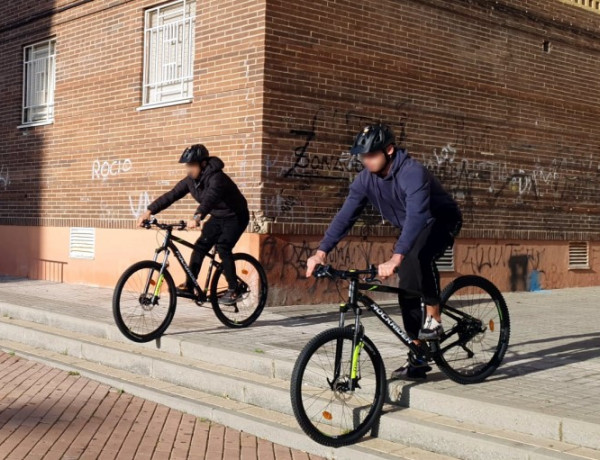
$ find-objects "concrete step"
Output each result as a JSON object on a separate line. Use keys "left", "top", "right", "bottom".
{"left": 1, "top": 315, "right": 599, "bottom": 460}
{"left": 1, "top": 301, "right": 599, "bottom": 452}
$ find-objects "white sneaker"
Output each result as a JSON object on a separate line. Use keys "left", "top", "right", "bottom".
{"left": 418, "top": 316, "right": 443, "bottom": 340}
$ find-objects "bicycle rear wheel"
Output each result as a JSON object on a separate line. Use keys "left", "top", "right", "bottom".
{"left": 112, "top": 261, "right": 176, "bottom": 342}
{"left": 290, "top": 327, "right": 386, "bottom": 447}
{"left": 210, "top": 253, "right": 267, "bottom": 328}
{"left": 435, "top": 275, "right": 510, "bottom": 384}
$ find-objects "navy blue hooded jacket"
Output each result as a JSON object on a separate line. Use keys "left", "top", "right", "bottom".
{"left": 319, "top": 148, "right": 460, "bottom": 256}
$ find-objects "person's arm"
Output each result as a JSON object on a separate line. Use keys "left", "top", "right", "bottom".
{"left": 147, "top": 179, "right": 189, "bottom": 215}
{"left": 195, "top": 173, "right": 227, "bottom": 220}
{"left": 394, "top": 163, "right": 432, "bottom": 255}
{"left": 306, "top": 180, "right": 368, "bottom": 277}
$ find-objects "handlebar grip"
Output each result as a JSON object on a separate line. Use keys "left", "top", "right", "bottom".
{"left": 313, "top": 264, "right": 332, "bottom": 279}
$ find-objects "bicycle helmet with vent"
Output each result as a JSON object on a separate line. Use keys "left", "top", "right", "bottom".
{"left": 179, "top": 144, "right": 209, "bottom": 164}
{"left": 350, "top": 124, "right": 395, "bottom": 155}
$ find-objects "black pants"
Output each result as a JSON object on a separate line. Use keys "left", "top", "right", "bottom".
{"left": 397, "top": 212, "right": 462, "bottom": 340}
{"left": 187, "top": 213, "right": 249, "bottom": 290}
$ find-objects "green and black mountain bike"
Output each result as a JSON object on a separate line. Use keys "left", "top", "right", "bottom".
{"left": 290, "top": 264, "right": 510, "bottom": 447}
{"left": 112, "top": 218, "right": 267, "bottom": 342}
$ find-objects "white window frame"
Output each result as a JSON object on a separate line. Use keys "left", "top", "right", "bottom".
{"left": 19, "top": 39, "right": 56, "bottom": 128}
{"left": 139, "top": 0, "right": 196, "bottom": 110}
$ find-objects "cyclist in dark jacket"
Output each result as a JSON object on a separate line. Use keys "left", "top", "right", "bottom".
{"left": 306, "top": 124, "right": 462, "bottom": 380}
{"left": 138, "top": 144, "right": 249, "bottom": 305}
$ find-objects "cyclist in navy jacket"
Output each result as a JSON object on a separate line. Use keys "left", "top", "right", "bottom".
{"left": 306, "top": 124, "right": 462, "bottom": 380}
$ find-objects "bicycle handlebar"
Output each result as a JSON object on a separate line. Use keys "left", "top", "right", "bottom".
{"left": 313, "top": 264, "right": 397, "bottom": 281}
{"left": 142, "top": 218, "right": 187, "bottom": 231}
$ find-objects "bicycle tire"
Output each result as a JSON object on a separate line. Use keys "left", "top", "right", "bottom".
{"left": 435, "top": 275, "right": 510, "bottom": 384}
{"left": 112, "top": 260, "right": 177, "bottom": 342}
{"left": 290, "top": 327, "right": 386, "bottom": 447}
{"left": 210, "top": 253, "right": 268, "bottom": 328}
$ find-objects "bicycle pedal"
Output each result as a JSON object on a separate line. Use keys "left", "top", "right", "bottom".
{"left": 408, "top": 354, "right": 430, "bottom": 367}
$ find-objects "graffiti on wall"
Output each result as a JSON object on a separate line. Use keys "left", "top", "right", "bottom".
{"left": 260, "top": 105, "right": 410, "bottom": 228}
{"left": 461, "top": 243, "right": 557, "bottom": 291}
{"left": 129, "top": 192, "right": 152, "bottom": 219}
{"left": 425, "top": 140, "right": 600, "bottom": 207}
{"left": 282, "top": 109, "right": 367, "bottom": 181}
{"left": 270, "top": 104, "right": 600, "bottom": 231}
{"left": 261, "top": 235, "right": 391, "bottom": 282}
{"left": 92, "top": 158, "right": 133, "bottom": 180}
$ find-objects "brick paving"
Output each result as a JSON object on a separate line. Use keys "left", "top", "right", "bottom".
{"left": 0, "top": 352, "right": 324, "bottom": 460}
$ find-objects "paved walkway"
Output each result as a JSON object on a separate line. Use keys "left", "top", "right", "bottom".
{"left": 0, "top": 351, "right": 324, "bottom": 460}
{"left": 1, "top": 276, "right": 600, "bottom": 426}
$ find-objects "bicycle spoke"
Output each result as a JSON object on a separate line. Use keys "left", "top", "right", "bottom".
{"left": 440, "top": 282, "right": 504, "bottom": 376}
{"left": 212, "top": 256, "right": 265, "bottom": 326}
{"left": 298, "top": 336, "right": 378, "bottom": 438}
{"left": 118, "top": 267, "right": 172, "bottom": 337}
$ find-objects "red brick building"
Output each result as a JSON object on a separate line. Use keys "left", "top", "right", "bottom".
{"left": 1, "top": 0, "right": 600, "bottom": 305}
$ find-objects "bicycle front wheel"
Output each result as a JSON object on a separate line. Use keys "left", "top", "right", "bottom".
{"left": 290, "top": 327, "right": 386, "bottom": 447}
{"left": 112, "top": 261, "right": 176, "bottom": 342}
{"left": 435, "top": 275, "right": 510, "bottom": 384}
{"left": 210, "top": 253, "right": 268, "bottom": 328}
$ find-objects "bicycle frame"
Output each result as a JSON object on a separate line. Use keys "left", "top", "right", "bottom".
{"left": 149, "top": 226, "right": 220, "bottom": 300}
{"left": 339, "top": 279, "right": 425, "bottom": 356}
{"left": 336, "top": 276, "right": 472, "bottom": 391}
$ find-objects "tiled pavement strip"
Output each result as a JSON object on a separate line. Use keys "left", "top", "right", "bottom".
{"left": 0, "top": 276, "right": 600, "bottom": 456}
{"left": 0, "top": 351, "right": 326, "bottom": 460}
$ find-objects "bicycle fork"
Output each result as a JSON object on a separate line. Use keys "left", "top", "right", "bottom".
{"left": 332, "top": 280, "right": 364, "bottom": 392}
{"left": 145, "top": 233, "right": 172, "bottom": 304}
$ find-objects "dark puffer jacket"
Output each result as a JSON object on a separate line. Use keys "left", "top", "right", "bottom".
{"left": 147, "top": 157, "right": 248, "bottom": 220}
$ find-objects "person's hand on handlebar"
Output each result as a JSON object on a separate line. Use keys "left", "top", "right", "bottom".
{"left": 378, "top": 254, "right": 403, "bottom": 279}
{"left": 306, "top": 250, "right": 327, "bottom": 278}
{"left": 137, "top": 210, "right": 152, "bottom": 228}
{"left": 187, "top": 214, "right": 207, "bottom": 231}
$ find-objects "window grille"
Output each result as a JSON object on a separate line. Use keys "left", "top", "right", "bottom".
{"left": 22, "top": 39, "right": 56, "bottom": 126}
{"left": 142, "top": 0, "right": 196, "bottom": 107}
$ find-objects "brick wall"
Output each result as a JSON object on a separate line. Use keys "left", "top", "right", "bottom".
{"left": 3, "top": 0, "right": 599, "bottom": 238}
{"left": 261, "top": 0, "right": 600, "bottom": 242}
{"left": 0, "top": 0, "right": 266, "bottom": 228}
{"left": 3, "top": 0, "right": 600, "bottom": 303}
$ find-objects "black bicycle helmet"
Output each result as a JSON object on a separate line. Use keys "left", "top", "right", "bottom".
{"left": 350, "top": 124, "right": 395, "bottom": 155}
{"left": 179, "top": 144, "right": 209, "bottom": 164}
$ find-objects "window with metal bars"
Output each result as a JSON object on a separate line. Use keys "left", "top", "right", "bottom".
{"left": 21, "top": 39, "right": 56, "bottom": 127}
{"left": 141, "top": 0, "right": 196, "bottom": 109}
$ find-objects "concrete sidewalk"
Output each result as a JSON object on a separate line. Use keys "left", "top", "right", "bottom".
{"left": 1, "top": 276, "right": 600, "bottom": 458}
{"left": 0, "top": 351, "right": 325, "bottom": 460}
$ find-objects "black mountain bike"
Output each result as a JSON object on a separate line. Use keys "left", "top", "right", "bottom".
{"left": 290, "top": 264, "right": 510, "bottom": 447}
{"left": 112, "top": 218, "right": 268, "bottom": 342}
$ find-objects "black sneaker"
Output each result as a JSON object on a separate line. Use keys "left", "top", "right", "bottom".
{"left": 391, "top": 361, "right": 432, "bottom": 380}
{"left": 219, "top": 288, "right": 240, "bottom": 306}
{"left": 418, "top": 316, "right": 443, "bottom": 341}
